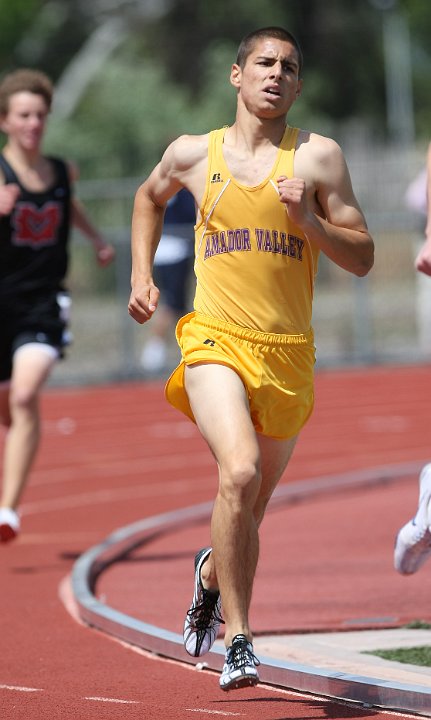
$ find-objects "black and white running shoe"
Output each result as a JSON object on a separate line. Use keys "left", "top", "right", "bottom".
{"left": 183, "top": 547, "right": 224, "bottom": 657}
{"left": 219, "top": 634, "right": 260, "bottom": 691}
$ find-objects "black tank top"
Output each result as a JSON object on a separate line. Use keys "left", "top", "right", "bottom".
{"left": 0, "top": 154, "right": 71, "bottom": 297}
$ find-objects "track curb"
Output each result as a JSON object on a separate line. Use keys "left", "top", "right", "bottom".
{"left": 71, "top": 461, "right": 431, "bottom": 716}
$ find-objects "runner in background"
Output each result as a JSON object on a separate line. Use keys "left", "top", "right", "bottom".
{"left": 394, "top": 141, "right": 431, "bottom": 575}
{"left": 0, "top": 69, "right": 115, "bottom": 542}
{"left": 140, "top": 188, "right": 195, "bottom": 374}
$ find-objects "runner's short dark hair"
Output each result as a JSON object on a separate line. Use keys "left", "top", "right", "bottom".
{"left": 236, "top": 27, "right": 303, "bottom": 77}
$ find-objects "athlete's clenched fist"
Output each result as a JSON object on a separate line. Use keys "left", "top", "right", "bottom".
{"left": 276, "top": 175, "right": 309, "bottom": 226}
{"left": 128, "top": 282, "right": 160, "bottom": 324}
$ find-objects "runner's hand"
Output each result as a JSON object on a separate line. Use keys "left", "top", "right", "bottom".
{"left": 0, "top": 183, "right": 20, "bottom": 216}
{"left": 128, "top": 283, "right": 160, "bottom": 324}
{"left": 276, "top": 176, "right": 310, "bottom": 227}
{"left": 96, "top": 243, "right": 116, "bottom": 267}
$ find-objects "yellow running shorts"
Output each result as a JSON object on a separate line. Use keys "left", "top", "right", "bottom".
{"left": 165, "top": 312, "right": 316, "bottom": 440}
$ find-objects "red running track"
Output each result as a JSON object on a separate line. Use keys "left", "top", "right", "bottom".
{"left": 1, "top": 364, "right": 431, "bottom": 719}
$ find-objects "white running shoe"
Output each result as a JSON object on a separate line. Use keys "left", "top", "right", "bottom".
{"left": 140, "top": 337, "right": 168, "bottom": 373}
{"left": 394, "top": 464, "right": 431, "bottom": 574}
{"left": 0, "top": 507, "right": 20, "bottom": 543}
{"left": 219, "top": 634, "right": 260, "bottom": 691}
{"left": 183, "top": 547, "right": 224, "bottom": 657}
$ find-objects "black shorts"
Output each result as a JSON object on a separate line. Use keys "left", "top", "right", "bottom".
{"left": 154, "top": 257, "right": 192, "bottom": 314}
{"left": 0, "top": 290, "right": 70, "bottom": 382}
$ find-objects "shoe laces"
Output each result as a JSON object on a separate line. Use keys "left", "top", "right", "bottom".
{"left": 411, "top": 524, "right": 431, "bottom": 546}
{"left": 228, "top": 636, "right": 260, "bottom": 668}
{"left": 187, "top": 588, "right": 224, "bottom": 630}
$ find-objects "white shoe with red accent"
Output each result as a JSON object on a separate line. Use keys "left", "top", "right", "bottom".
{"left": 0, "top": 507, "right": 20, "bottom": 543}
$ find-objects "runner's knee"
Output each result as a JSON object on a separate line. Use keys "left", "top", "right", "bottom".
{"left": 9, "top": 384, "right": 39, "bottom": 414}
{"left": 219, "top": 460, "right": 261, "bottom": 510}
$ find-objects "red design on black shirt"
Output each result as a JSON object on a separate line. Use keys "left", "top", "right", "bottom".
{"left": 12, "top": 202, "right": 62, "bottom": 248}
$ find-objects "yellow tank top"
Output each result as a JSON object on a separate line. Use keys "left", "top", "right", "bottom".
{"left": 193, "top": 126, "right": 319, "bottom": 335}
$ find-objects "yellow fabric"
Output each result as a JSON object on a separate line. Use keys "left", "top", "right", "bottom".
{"left": 193, "top": 126, "right": 320, "bottom": 335}
{"left": 165, "top": 312, "right": 315, "bottom": 439}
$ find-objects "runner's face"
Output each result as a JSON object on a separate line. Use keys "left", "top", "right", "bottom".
{"left": 231, "top": 38, "right": 302, "bottom": 119}
{"left": 1, "top": 92, "right": 49, "bottom": 151}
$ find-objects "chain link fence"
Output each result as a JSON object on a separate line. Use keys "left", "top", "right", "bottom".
{"left": 50, "top": 144, "right": 430, "bottom": 387}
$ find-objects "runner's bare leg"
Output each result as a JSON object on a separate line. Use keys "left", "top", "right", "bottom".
{"left": 185, "top": 362, "right": 298, "bottom": 646}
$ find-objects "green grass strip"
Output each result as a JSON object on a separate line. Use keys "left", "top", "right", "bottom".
{"left": 365, "top": 646, "right": 431, "bottom": 666}
{"left": 364, "top": 622, "right": 431, "bottom": 666}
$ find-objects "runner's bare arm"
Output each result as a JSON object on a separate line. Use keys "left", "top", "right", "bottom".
{"left": 415, "top": 142, "right": 431, "bottom": 276}
{"left": 0, "top": 183, "right": 20, "bottom": 216}
{"left": 0, "top": 169, "right": 20, "bottom": 216}
{"left": 67, "top": 162, "right": 115, "bottom": 267}
{"left": 129, "top": 135, "right": 207, "bottom": 324}
{"left": 277, "top": 134, "right": 374, "bottom": 276}
{"left": 71, "top": 198, "right": 115, "bottom": 266}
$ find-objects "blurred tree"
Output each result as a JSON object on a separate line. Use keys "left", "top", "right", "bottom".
{"left": 0, "top": 0, "right": 41, "bottom": 69}
{"left": 0, "top": 0, "right": 429, "bottom": 179}
{"left": 0, "top": 0, "right": 92, "bottom": 76}
{"left": 405, "top": 0, "right": 431, "bottom": 137}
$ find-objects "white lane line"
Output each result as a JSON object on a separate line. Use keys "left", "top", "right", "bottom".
{"left": 259, "top": 684, "right": 423, "bottom": 719}
{"left": 42, "top": 418, "right": 196, "bottom": 439}
{"left": 43, "top": 418, "right": 77, "bottom": 435}
{"left": 18, "top": 531, "right": 102, "bottom": 545}
{"left": 20, "top": 477, "right": 210, "bottom": 515}
{"left": 185, "top": 711, "right": 242, "bottom": 716}
{"left": 0, "top": 684, "right": 42, "bottom": 692}
{"left": 58, "top": 575, "right": 87, "bottom": 627}
{"left": 84, "top": 696, "right": 140, "bottom": 704}
{"left": 29, "top": 450, "right": 212, "bottom": 488}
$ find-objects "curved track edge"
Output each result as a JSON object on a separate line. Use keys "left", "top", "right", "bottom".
{"left": 71, "top": 462, "right": 431, "bottom": 716}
